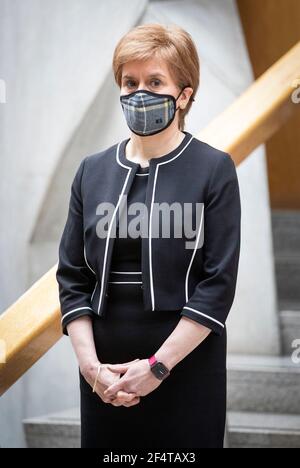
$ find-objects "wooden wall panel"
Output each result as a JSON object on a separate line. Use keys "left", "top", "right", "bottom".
{"left": 237, "top": 0, "right": 300, "bottom": 209}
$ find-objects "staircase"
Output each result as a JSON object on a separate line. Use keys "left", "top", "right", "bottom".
{"left": 23, "top": 210, "right": 300, "bottom": 449}
{"left": 227, "top": 210, "right": 300, "bottom": 448}
{"left": 227, "top": 355, "right": 300, "bottom": 448}
{"left": 272, "top": 210, "right": 300, "bottom": 355}
{"left": 23, "top": 354, "right": 300, "bottom": 448}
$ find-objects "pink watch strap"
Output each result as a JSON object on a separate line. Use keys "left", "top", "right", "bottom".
{"left": 148, "top": 354, "right": 157, "bottom": 366}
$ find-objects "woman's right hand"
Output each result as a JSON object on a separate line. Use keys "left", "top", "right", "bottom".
{"left": 80, "top": 359, "right": 141, "bottom": 407}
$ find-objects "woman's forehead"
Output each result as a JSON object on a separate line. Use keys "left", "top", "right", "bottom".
{"left": 122, "top": 59, "right": 171, "bottom": 78}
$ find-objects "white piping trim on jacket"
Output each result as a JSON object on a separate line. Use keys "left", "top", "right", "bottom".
{"left": 108, "top": 281, "right": 142, "bottom": 284}
{"left": 84, "top": 245, "right": 96, "bottom": 275}
{"left": 148, "top": 135, "right": 194, "bottom": 310}
{"left": 97, "top": 162, "right": 132, "bottom": 314}
{"left": 61, "top": 306, "right": 93, "bottom": 323}
{"left": 116, "top": 141, "right": 131, "bottom": 169}
{"left": 148, "top": 166, "right": 157, "bottom": 310}
{"left": 182, "top": 306, "right": 224, "bottom": 328}
{"left": 185, "top": 204, "right": 204, "bottom": 302}
{"left": 110, "top": 271, "right": 142, "bottom": 274}
{"left": 91, "top": 281, "right": 98, "bottom": 301}
{"left": 116, "top": 141, "right": 149, "bottom": 174}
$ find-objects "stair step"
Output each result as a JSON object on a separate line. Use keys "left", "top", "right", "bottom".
{"left": 274, "top": 255, "right": 300, "bottom": 305}
{"left": 271, "top": 210, "right": 300, "bottom": 256}
{"left": 24, "top": 407, "right": 300, "bottom": 449}
{"left": 279, "top": 310, "right": 300, "bottom": 355}
{"left": 227, "top": 411, "right": 300, "bottom": 448}
{"left": 23, "top": 408, "right": 80, "bottom": 448}
{"left": 278, "top": 301, "right": 300, "bottom": 312}
{"left": 227, "top": 354, "right": 300, "bottom": 414}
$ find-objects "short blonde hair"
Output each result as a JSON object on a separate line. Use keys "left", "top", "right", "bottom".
{"left": 112, "top": 23, "right": 200, "bottom": 131}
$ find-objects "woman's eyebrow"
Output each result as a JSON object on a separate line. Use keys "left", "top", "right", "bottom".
{"left": 148, "top": 73, "right": 166, "bottom": 78}
{"left": 122, "top": 72, "right": 166, "bottom": 80}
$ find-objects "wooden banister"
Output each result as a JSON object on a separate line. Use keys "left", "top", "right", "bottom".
{"left": 198, "top": 41, "right": 300, "bottom": 164}
{"left": 1, "top": 41, "right": 300, "bottom": 396}
{"left": 0, "top": 265, "right": 62, "bottom": 395}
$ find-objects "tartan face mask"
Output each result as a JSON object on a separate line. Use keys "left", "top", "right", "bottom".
{"left": 120, "top": 86, "right": 188, "bottom": 136}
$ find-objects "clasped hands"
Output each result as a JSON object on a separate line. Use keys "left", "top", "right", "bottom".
{"left": 83, "top": 358, "right": 162, "bottom": 407}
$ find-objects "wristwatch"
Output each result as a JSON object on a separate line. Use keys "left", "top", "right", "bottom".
{"left": 148, "top": 354, "right": 170, "bottom": 380}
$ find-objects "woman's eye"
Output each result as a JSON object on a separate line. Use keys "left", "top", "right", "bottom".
{"left": 150, "top": 79, "right": 161, "bottom": 87}
{"left": 126, "top": 80, "right": 136, "bottom": 88}
{"left": 124, "top": 79, "right": 161, "bottom": 89}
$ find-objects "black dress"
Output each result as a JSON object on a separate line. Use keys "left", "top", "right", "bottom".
{"left": 79, "top": 163, "right": 227, "bottom": 448}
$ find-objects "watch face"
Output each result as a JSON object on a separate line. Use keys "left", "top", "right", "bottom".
{"left": 151, "top": 361, "right": 170, "bottom": 380}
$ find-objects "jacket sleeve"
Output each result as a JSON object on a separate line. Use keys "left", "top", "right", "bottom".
{"left": 56, "top": 157, "right": 96, "bottom": 336}
{"left": 180, "top": 152, "right": 241, "bottom": 336}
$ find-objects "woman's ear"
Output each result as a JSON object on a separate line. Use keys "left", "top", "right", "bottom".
{"left": 180, "top": 87, "right": 194, "bottom": 108}
{"left": 185, "top": 87, "right": 195, "bottom": 102}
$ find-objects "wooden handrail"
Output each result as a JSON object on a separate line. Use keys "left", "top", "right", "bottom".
{"left": 1, "top": 42, "right": 300, "bottom": 396}
{"left": 0, "top": 265, "right": 61, "bottom": 395}
{"left": 199, "top": 41, "right": 300, "bottom": 163}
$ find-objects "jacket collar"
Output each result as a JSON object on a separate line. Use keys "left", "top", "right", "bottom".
{"left": 116, "top": 130, "right": 194, "bottom": 169}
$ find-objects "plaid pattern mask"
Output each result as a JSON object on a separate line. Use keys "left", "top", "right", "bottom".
{"left": 120, "top": 87, "right": 187, "bottom": 136}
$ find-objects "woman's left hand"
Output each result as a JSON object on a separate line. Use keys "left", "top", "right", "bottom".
{"left": 103, "top": 359, "right": 162, "bottom": 399}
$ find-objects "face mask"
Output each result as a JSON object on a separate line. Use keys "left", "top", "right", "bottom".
{"left": 120, "top": 86, "right": 190, "bottom": 137}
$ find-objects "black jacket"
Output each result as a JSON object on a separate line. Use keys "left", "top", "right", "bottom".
{"left": 56, "top": 131, "right": 241, "bottom": 336}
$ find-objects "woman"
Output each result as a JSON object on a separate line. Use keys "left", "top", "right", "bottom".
{"left": 56, "top": 23, "right": 241, "bottom": 448}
